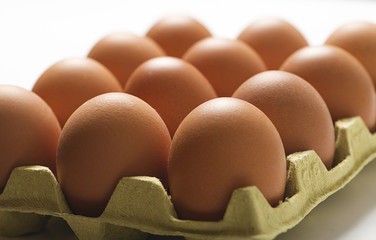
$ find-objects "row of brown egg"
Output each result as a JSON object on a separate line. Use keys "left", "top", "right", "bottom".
{"left": 1, "top": 16, "right": 376, "bottom": 224}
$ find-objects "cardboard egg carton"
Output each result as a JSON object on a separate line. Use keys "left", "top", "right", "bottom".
{"left": 0, "top": 116, "right": 375, "bottom": 240}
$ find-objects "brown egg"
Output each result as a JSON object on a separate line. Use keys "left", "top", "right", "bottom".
{"left": 0, "top": 85, "right": 61, "bottom": 191}
{"left": 57, "top": 93, "right": 171, "bottom": 217}
{"left": 168, "top": 98, "right": 286, "bottom": 221}
{"left": 146, "top": 15, "right": 212, "bottom": 57}
{"left": 182, "top": 38, "right": 266, "bottom": 97}
{"left": 88, "top": 32, "right": 165, "bottom": 86}
{"left": 280, "top": 46, "right": 376, "bottom": 131}
{"left": 238, "top": 18, "right": 308, "bottom": 70}
{"left": 32, "top": 58, "right": 122, "bottom": 127}
{"left": 125, "top": 57, "right": 217, "bottom": 137}
{"left": 233, "top": 71, "right": 335, "bottom": 169}
{"left": 325, "top": 21, "right": 376, "bottom": 88}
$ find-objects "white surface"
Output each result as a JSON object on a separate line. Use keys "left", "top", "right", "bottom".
{"left": 1, "top": 0, "right": 376, "bottom": 90}
{"left": 277, "top": 157, "right": 376, "bottom": 240}
{"left": 1, "top": 0, "right": 376, "bottom": 239}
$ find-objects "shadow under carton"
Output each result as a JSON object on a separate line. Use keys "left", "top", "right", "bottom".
{"left": 0, "top": 117, "right": 375, "bottom": 240}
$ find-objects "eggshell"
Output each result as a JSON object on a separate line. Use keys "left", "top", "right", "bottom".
{"left": 146, "top": 15, "right": 212, "bottom": 57}
{"left": 325, "top": 21, "right": 376, "bottom": 88}
{"left": 125, "top": 57, "right": 217, "bottom": 136}
{"left": 182, "top": 38, "right": 267, "bottom": 97}
{"left": 238, "top": 18, "right": 308, "bottom": 70}
{"left": 280, "top": 46, "right": 376, "bottom": 131}
{"left": 168, "top": 97, "right": 286, "bottom": 221}
{"left": 88, "top": 33, "right": 165, "bottom": 86}
{"left": 0, "top": 85, "right": 61, "bottom": 191}
{"left": 233, "top": 70, "right": 335, "bottom": 169}
{"left": 32, "top": 58, "right": 122, "bottom": 127}
{"left": 56, "top": 93, "right": 171, "bottom": 217}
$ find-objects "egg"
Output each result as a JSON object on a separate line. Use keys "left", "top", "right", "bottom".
{"left": 238, "top": 18, "right": 308, "bottom": 70}
{"left": 88, "top": 32, "right": 165, "bottom": 86}
{"left": 146, "top": 15, "right": 212, "bottom": 57}
{"left": 325, "top": 21, "right": 376, "bottom": 88}
{"left": 32, "top": 58, "right": 122, "bottom": 127}
{"left": 0, "top": 85, "right": 61, "bottom": 191}
{"left": 125, "top": 57, "right": 217, "bottom": 136}
{"left": 280, "top": 46, "right": 376, "bottom": 131}
{"left": 57, "top": 93, "right": 171, "bottom": 217}
{"left": 182, "top": 38, "right": 266, "bottom": 97}
{"left": 168, "top": 98, "right": 286, "bottom": 221}
{"left": 233, "top": 71, "right": 335, "bottom": 169}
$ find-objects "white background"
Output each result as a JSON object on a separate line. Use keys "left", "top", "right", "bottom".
{"left": 1, "top": 0, "right": 376, "bottom": 239}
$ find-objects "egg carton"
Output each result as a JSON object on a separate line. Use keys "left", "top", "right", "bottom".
{"left": 0, "top": 116, "right": 375, "bottom": 240}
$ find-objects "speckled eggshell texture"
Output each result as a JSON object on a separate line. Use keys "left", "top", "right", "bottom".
{"left": 168, "top": 97, "right": 286, "bottom": 221}
{"left": 56, "top": 93, "right": 171, "bottom": 217}
{"left": 233, "top": 70, "right": 335, "bottom": 169}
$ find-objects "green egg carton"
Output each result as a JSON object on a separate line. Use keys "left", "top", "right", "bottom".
{"left": 0, "top": 116, "right": 375, "bottom": 240}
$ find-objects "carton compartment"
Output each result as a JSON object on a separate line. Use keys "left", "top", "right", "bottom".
{"left": 0, "top": 117, "right": 375, "bottom": 240}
